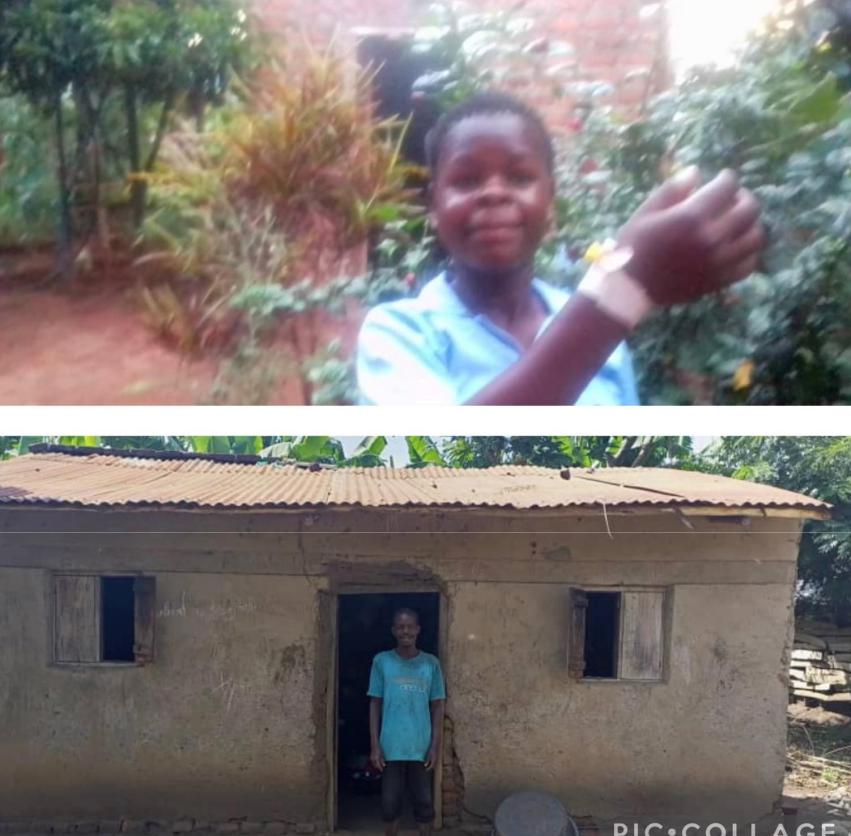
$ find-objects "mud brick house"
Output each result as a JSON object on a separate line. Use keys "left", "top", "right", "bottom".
{"left": 253, "top": 0, "right": 672, "bottom": 126}
{"left": 0, "top": 446, "right": 830, "bottom": 835}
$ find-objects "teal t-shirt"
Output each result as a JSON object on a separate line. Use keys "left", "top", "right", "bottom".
{"left": 367, "top": 649, "right": 446, "bottom": 762}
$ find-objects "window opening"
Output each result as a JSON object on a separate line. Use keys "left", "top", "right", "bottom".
{"left": 53, "top": 574, "right": 155, "bottom": 665}
{"left": 570, "top": 587, "right": 666, "bottom": 682}
{"left": 101, "top": 576, "right": 136, "bottom": 662}
{"left": 584, "top": 591, "right": 620, "bottom": 678}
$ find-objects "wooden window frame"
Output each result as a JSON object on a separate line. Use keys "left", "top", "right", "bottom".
{"left": 51, "top": 572, "right": 156, "bottom": 667}
{"left": 568, "top": 585, "right": 670, "bottom": 684}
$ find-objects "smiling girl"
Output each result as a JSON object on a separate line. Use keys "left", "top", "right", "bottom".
{"left": 356, "top": 91, "right": 764, "bottom": 405}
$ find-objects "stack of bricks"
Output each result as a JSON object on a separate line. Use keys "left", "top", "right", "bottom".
{"left": 250, "top": 0, "right": 671, "bottom": 120}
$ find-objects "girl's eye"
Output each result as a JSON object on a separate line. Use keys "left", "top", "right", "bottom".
{"left": 510, "top": 170, "right": 537, "bottom": 185}
{"left": 452, "top": 174, "right": 482, "bottom": 190}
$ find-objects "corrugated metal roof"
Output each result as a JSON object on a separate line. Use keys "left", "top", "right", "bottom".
{"left": 0, "top": 448, "right": 830, "bottom": 517}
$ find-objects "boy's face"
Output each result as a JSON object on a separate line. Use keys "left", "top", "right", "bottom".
{"left": 430, "top": 112, "right": 555, "bottom": 276}
{"left": 392, "top": 613, "right": 421, "bottom": 649}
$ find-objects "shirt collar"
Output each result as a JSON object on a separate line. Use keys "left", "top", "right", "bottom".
{"left": 417, "top": 271, "right": 569, "bottom": 318}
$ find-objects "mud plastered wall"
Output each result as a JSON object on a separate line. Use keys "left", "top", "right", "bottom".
{"left": 446, "top": 581, "right": 794, "bottom": 820}
{"left": 0, "top": 568, "right": 323, "bottom": 824}
{"left": 0, "top": 509, "right": 802, "bottom": 826}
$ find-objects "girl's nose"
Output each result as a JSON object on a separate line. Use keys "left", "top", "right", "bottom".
{"left": 477, "top": 174, "right": 511, "bottom": 203}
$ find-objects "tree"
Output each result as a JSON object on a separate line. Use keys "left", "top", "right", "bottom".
{"left": 0, "top": 436, "right": 392, "bottom": 468}
{"left": 0, "top": 435, "right": 701, "bottom": 472}
{"left": 439, "top": 436, "right": 695, "bottom": 469}
{"left": 703, "top": 437, "right": 851, "bottom": 626}
{"left": 0, "top": 0, "right": 254, "bottom": 273}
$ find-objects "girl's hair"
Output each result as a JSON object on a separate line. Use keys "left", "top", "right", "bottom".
{"left": 424, "top": 90, "right": 555, "bottom": 176}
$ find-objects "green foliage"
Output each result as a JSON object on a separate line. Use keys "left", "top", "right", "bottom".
{"left": 0, "top": 433, "right": 698, "bottom": 471}
{"left": 0, "top": 0, "right": 256, "bottom": 263}
{"left": 140, "top": 135, "right": 294, "bottom": 352}
{"left": 348, "top": 436, "right": 388, "bottom": 465}
{"left": 216, "top": 276, "right": 378, "bottom": 405}
{"left": 440, "top": 436, "right": 695, "bottom": 468}
{"left": 0, "top": 435, "right": 387, "bottom": 466}
{"left": 406, "top": 436, "right": 447, "bottom": 468}
{"left": 141, "top": 47, "right": 421, "bottom": 403}
{"left": 303, "top": 343, "right": 359, "bottom": 407}
{"left": 256, "top": 436, "right": 388, "bottom": 467}
{"left": 0, "top": 435, "right": 195, "bottom": 459}
{"left": 365, "top": 215, "right": 439, "bottom": 303}
{"left": 0, "top": 97, "right": 57, "bottom": 244}
{"left": 704, "top": 436, "right": 851, "bottom": 625}
{"left": 0, "top": 0, "right": 253, "bottom": 121}
{"left": 409, "top": 0, "right": 577, "bottom": 107}
{"left": 545, "top": 1, "right": 851, "bottom": 404}
{"left": 220, "top": 46, "right": 420, "bottom": 249}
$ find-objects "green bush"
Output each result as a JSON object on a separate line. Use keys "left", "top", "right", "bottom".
{"left": 0, "top": 0, "right": 256, "bottom": 270}
{"left": 140, "top": 48, "right": 419, "bottom": 403}
{"left": 0, "top": 97, "right": 57, "bottom": 245}
{"left": 543, "top": 2, "right": 851, "bottom": 404}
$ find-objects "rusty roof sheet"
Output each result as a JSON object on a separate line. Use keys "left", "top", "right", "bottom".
{"left": 0, "top": 448, "right": 830, "bottom": 517}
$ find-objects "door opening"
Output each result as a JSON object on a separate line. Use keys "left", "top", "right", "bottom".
{"left": 335, "top": 591, "right": 441, "bottom": 832}
{"left": 356, "top": 35, "right": 443, "bottom": 167}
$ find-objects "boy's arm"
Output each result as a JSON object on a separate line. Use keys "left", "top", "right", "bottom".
{"left": 466, "top": 168, "right": 763, "bottom": 405}
{"left": 369, "top": 697, "right": 385, "bottom": 771}
{"left": 425, "top": 699, "right": 445, "bottom": 771}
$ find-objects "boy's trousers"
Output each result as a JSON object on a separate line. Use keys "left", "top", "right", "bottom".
{"left": 381, "top": 760, "right": 434, "bottom": 823}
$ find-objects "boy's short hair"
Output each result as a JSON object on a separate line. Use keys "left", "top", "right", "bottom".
{"left": 424, "top": 90, "right": 555, "bottom": 177}
{"left": 392, "top": 607, "right": 420, "bottom": 625}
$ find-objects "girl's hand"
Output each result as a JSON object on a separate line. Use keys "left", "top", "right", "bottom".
{"left": 616, "top": 167, "right": 764, "bottom": 306}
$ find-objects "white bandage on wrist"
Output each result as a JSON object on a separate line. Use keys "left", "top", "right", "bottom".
{"left": 576, "top": 242, "right": 653, "bottom": 331}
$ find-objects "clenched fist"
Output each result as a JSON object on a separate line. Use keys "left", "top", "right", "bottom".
{"left": 617, "top": 167, "right": 764, "bottom": 306}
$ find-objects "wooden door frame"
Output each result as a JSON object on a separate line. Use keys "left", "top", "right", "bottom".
{"left": 327, "top": 586, "right": 446, "bottom": 832}
{"left": 326, "top": 592, "right": 340, "bottom": 832}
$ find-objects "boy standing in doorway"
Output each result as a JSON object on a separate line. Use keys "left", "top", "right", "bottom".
{"left": 368, "top": 608, "right": 446, "bottom": 836}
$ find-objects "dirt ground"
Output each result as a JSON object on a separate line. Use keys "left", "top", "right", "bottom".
{"left": 0, "top": 245, "right": 226, "bottom": 404}
{"left": 0, "top": 255, "right": 333, "bottom": 405}
{"left": 783, "top": 702, "right": 851, "bottom": 822}
{"left": 0, "top": 281, "right": 224, "bottom": 405}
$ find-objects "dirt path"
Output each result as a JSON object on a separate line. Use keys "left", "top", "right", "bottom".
{"left": 0, "top": 279, "right": 226, "bottom": 405}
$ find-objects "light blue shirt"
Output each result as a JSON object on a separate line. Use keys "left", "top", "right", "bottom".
{"left": 356, "top": 272, "right": 639, "bottom": 405}
{"left": 367, "top": 650, "right": 446, "bottom": 762}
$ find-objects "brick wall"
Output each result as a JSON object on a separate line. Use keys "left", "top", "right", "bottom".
{"left": 250, "top": 0, "right": 671, "bottom": 120}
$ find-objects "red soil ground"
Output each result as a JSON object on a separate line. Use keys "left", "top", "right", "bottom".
{"left": 0, "top": 251, "right": 326, "bottom": 405}
{"left": 0, "top": 282, "right": 223, "bottom": 405}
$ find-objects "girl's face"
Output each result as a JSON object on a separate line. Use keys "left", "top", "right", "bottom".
{"left": 430, "top": 111, "right": 555, "bottom": 276}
